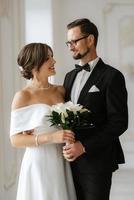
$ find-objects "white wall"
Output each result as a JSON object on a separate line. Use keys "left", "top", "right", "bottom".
{"left": 25, "top": 0, "right": 55, "bottom": 83}
{"left": 25, "top": 0, "right": 53, "bottom": 44}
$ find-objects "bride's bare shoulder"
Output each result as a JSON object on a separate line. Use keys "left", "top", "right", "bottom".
{"left": 11, "top": 88, "right": 31, "bottom": 110}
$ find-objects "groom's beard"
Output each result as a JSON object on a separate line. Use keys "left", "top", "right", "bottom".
{"left": 73, "top": 48, "right": 90, "bottom": 60}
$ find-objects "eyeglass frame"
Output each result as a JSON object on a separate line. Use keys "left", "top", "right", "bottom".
{"left": 66, "top": 35, "right": 89, "bottom": 47}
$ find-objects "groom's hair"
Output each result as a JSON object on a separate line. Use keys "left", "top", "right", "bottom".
{"left": 67, "top": 18, "right": 98, "bottom": 47}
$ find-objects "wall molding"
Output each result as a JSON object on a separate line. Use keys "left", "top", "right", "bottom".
{"left": 0, "top": 0, "right": 25, "bottom": 198}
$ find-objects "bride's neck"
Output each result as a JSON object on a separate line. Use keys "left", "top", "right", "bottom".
{"left": 31, "top": 79, "right": 50, "bottom": 89}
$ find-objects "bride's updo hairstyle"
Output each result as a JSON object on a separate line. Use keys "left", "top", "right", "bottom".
{"left": 17, "top": 43, "right": 53, "bottom": 79}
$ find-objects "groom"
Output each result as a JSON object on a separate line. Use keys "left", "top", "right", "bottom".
{"left": 63, "top": 18, "right": 128, "bottom": 200}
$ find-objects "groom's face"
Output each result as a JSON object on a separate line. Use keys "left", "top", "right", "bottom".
{"left": 67, "top": 26, "right": 90, "bottom": 60}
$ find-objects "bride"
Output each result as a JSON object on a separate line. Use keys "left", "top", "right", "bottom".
{"left": 10, "top": 43, "right": 77, "bottom": 200}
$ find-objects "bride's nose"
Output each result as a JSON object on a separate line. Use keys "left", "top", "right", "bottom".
{"left": 53, "top": 58, "right": 56, "bottom": 64}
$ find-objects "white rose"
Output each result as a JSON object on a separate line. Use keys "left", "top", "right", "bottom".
{"left": 51, "top": 103, "right": 65, "bottom": 114}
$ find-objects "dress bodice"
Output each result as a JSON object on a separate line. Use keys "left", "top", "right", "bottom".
{"left": 10, "top": 103, "right": 58, "bottom": 136}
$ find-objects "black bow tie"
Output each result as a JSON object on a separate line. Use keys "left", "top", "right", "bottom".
{"left": 75, "top": 63, "right": 90, "bottom": 72}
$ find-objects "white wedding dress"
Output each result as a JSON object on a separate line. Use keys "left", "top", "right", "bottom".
{"left": 10, "top": 104, "right": 76, "bottom": 200}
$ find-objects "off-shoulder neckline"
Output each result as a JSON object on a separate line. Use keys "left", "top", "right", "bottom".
{"left": 11, "top": 103, "right": 52, "bottom": 112}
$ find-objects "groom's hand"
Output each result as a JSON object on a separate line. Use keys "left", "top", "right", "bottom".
{"left": 63, "top": 141, "right": 85, "bottom": 162}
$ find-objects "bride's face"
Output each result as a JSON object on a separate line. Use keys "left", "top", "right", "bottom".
{"left": 38, "top": 49, "right": 56, "bottom": 78}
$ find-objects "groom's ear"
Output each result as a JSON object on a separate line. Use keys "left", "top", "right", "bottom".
{"left": 87, "top": 34, "right": 95, "bottom": 47}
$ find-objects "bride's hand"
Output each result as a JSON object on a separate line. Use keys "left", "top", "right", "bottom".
{"left": 51, "top": 130, "right": 75, "bottom": 144}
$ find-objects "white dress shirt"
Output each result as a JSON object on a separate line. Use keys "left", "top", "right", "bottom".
{"left": 71, "top": 57, "right": 99, "bottom": 104}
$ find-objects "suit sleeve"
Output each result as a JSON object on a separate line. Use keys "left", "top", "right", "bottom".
{"left": 82, "top": 71, "right": 128, "bottom": 155}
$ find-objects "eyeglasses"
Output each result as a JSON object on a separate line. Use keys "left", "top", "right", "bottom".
{"left": 66, "top": 35, "right": 89, "bottom": 47}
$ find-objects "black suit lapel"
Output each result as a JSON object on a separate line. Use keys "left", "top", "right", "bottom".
{"left": 64, "top": 69, "right": 79, "bottom": 101}
{"left": 77, "top": 58, "right": 106, "bottom": 104}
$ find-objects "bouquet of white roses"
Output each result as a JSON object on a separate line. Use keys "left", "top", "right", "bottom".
{"left": 47, "top": 101, "right": 93, "bottom": 131}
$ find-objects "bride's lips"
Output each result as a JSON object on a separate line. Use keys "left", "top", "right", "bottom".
{"left": 49, "top": 66, "right": 55, "bottom": 71}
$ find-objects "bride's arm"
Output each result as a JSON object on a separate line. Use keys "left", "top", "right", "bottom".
{"left": 10, "top": 132, "right": 37, "bottom": 148}
{"left": 10, "top": 129, "right": 75, "bottom": 148}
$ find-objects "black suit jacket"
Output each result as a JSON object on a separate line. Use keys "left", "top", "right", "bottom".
{"left": 63, "top": 58, "right": 128, "bottom": 173}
